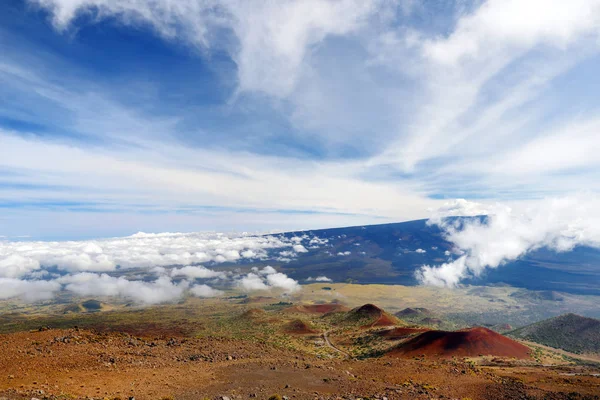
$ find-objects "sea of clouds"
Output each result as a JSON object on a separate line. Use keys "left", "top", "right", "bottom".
{"left": 0, "top": 231, "right": 327, "bottom": 304}
{"left": 416, "top": 196, "right": 600, "bottom": 287}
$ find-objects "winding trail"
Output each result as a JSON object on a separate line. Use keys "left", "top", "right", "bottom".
{"left": 323, "top": 330, "right": 351, "bottom": 358}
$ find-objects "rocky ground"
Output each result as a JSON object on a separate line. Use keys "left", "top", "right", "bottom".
{"left": 0, "top": 327, "right": 599, "bottom": 400}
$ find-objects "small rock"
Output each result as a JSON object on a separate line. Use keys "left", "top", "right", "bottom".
{"left": 221, "top": 396, "right": 231, "bottom": 400}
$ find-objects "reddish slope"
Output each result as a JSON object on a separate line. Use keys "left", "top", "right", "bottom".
{"left": 377, "top": 327, "right": 430, "bottom": 340}
{"left": 388, "top": 327, "right": 531, "bottom": 359}
{"left": 344, "top": 304, "right": 401, "bottom": 327}
{"left": 284, "top": 319, "right": 319, "bottom": 335}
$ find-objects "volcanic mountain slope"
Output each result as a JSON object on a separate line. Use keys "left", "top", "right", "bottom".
{"left": 388, "top": 327, "right": 531, "bottom": 359}
{"left": 509, "top": 313, "right": 600, "bottom": 354}
{"left": 377, "top": 327, "right": 430, "bottom": 340}
{"left": 283, "top": 319, "right": 319, "bottom": 334}
{"left": 284, "top": 303, "right": 349, "bottom": 314}
{"left": 395, "top": 307, "right": 435, "bottom": 318}
{"left": 267, "top": 219, "right": 600, "bottom": 295}
{"left": 239, "top": 308, "right": 267, "bottom": 320}
{"left": 340, "top": 304, "right": 401, "bottom": 327}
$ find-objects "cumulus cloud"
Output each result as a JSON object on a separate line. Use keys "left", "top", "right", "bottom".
{"left": 265, "top": 272, "right": 300, "bottom": 292}
{"left": 0, "top": 231, "right": 315, "bottom": 278}
{"left": 337, "top": 251, "right": 351, "bottom": 256}
{"left": 59, "top": 273, "right": 189, "bottom": 304}
{"left": 417, "top": 196, "right": 600, "bottom": 287}
{"left": 190, "top": 284, "right": 223, "bottom": 298}
{"left": 292, "top": 244, "right": 308, "bottom": 253}
{"left": 0, "top": 228, "right": 308, "bottom": 302}
{"left": 238, "top": 272, "right": 269, "bottom": 291}
{"left": 170, "top": 265, "right": 225, "bottom": 279}
{"left": 306, "top": 276, "right": 332, "bottom": 282}
{"left": 427, "top": 199, "right": 496, "bottom": 225}
{"left": 238, "top": 266, "right": 300, "bottom": 292}
{"left": 0, "top": 278, "right": 60, "bottom": 302}
{"left": 415, "top": 248, "right": 426, "bottom": 254}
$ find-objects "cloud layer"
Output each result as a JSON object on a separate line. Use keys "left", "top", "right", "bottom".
{"left": 0, "top": 231, "right": 314, "bottom": 303}
{"left": 416, "top": 195, "right": 600, "bottom": 287}
{"left": 0, "top": 231, "right": 310, "bottom": 278}
{"left": 0, "top": 1, "right": 599, "bottom": 238}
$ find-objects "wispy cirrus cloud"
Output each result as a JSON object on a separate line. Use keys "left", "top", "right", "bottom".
{"left": 2, "top": 0, "right": 600, "bottom": 239}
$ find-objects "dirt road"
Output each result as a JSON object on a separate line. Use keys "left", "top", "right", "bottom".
{"left": 323, "top": 330, "right": 351, "bottom": 358}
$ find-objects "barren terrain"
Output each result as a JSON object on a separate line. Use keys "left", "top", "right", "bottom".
{"left": 0, "top": 295, "right": 598, "bottom": 399}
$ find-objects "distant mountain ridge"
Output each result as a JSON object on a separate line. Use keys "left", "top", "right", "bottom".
{"left": 270, "top": 219, "right": 600, "bottom": 295}
{"left": 508, "top": 313, "right": 600, "bottom": 354}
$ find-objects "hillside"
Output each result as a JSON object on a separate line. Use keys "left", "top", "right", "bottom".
{"left": 388, "top": 327, "right": 531, "bottom": 359}
{"left": 340, "top": 304, "right": 401, "bottom": 327}
{"left": 509, "top": 313, "right": 600, "bottom": 354}
{"left": 218, "top": 218, "right": 600, "bottom": 295}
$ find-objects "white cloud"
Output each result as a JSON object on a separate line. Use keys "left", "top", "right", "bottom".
{"left": 0, "top": 254, "right": 41, "bottom": 279}
{"left": 309, "top": 237, "right": 328, "bottom": 245}
{"left": 4, "top": 0, "right": 600, "bottom": 241}
{"left": 238, "top": 272, "right": 269, "bottom": 291}
{"left": 265, "top": 272, "right": 300, "bottom": 292}
{"left": 417, "top": 195, "right": 600, "bottom": 287}
{"left": 170, "top": 265, "right": 225, "bottom": 279}
{"left": 422, "top": 0, "right": 600, "bottom": 67}
{"left": 415, "top": 248, "right": 426, "bottom": 254}
{"left": 373, "top": 0, "right": 600, "bottom": 176}
{"left": 59, "top": 273, "right": 189, "bottom": 304}
{"left": 0, "top": 278, "right": 60, "bottom": 302}
{"left": 257, "top": 265, "right": 277, "bottom": 275}
{"left": 0, "top": 231, "right": 315, "bottom": 278}
{"left": 307, "top": 275, "right": 331, "bottom": 282}
{"left": 29, "top": 0, "right": 384, "bottom": 98}
{"left": 337, "top": 251, "right": 351, "bottom": 256}
{"left": 428, "top": 199, "right": 495, "bottom": 224}
{"left": 292, "top": 244, "right": 308, "bottom": 253}
{"left": 238, "top": 266, "right": 299, "bottom": 292}
{"left": 190, "top": 284, "right": 223, "bottom": 298}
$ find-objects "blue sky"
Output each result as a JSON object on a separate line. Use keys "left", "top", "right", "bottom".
{"left": 2, "top": 0, "right": 600, "bottom": 239}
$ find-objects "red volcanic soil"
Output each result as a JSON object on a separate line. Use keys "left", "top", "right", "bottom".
{"left": 388, "top": 327, "right": 531, "bottom": 359}
{"left": 285, "top": 303, "right": 350, "bottom": 314}
{"left": 377, "top": 327, "right": 430, "bottom": 340}
{"left": 284, "top": 319, "right": 319, "bottom": 335}
{"left": 346, "top": 304, "right": 400, "bottom": 327}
